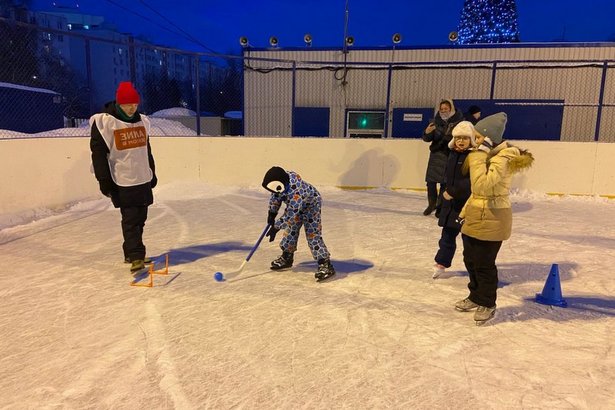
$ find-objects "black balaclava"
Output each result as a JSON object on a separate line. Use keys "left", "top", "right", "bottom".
{"left": 262, "top": 166, "right": 290, "bottom": 193}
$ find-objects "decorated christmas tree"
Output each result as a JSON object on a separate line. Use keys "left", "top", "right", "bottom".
{"left": 457, "top": 0, "right": 520, "bottom": 44}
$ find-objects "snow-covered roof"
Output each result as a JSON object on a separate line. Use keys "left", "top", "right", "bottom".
{"left": 150, "top": 107, "right": 197, "bottom": 117}
{"left": 224, "top": 111, "right": 242, "bottom": 119}
{"left": 0, "top": 82, "right": 60, "bottom": 95}
{"left": 0, "top": 117, "right": 198, "bottom": 138}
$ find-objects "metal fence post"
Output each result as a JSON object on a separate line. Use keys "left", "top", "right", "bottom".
{"left": 291, "top": 61, "right": 296, "bottom": 137}
{"left": 240, "top": 53, "right": 245, "bottom": 136}
{"left": 490, "top": 61, "right": 497, "bottom": 100}
{"left": 85, "top": 38, "right": 93, "bottom": 114}
{"left": 195, "top": 57, "right": 201, "bottom": 136}
{"left": 384, "top": 63, "right": 393, "bottom": 138}
{"left": 128, "top": 35, "right": 136, "bottom": 85}
{"left": 594, "top": 61, "right": 608, "bottom": 142}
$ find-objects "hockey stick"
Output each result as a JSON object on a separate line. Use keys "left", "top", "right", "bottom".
{"left": 214, "top": 224, "right": 271, "bottom": 282}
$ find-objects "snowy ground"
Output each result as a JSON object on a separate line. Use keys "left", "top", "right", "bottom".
{"left": 1, "top": 182, "right": 614, "bottom": 409}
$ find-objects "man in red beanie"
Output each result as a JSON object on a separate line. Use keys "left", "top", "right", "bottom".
{"left": 89, "top": 81, "right": 158, "bottom": 273}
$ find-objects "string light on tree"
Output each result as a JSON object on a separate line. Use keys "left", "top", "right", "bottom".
{"left": 457, "top": 0, "right": 520, "bottom": 44}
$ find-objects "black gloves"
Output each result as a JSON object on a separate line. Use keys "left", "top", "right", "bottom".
{"left": 266, "top": 225, "right": 279, "bottom": 242}
{"left": 267, "top": 211, "right": 277, "bottom": 226}
{"left": 98, "top": 179, "right": 116, "bottom": 197}
{"left": 455, "top": 217, "right": 465, "bottom": 228}
{"left": 151, "top": 173, "right": 158, "bottom": 189}
{"left": 266, "top": 211, "right": 279, "bottom": 241}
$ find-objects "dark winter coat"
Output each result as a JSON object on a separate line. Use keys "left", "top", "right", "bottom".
{"left": 438, "top": 149, "right": 471, "bottom": 229}
{"left": 464, "top": 112, "right": 479, "bottom": 125}
{"left": 422, "top": 105, "right": 463, "bottom": 183}
{"left": 90, "top": 101, "right": 157, "bottom": 208}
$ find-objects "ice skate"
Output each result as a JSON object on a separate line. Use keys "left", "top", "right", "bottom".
{"left": 271, "top": 252, "right": 294, "bottom": 270}
{"left": 432, "top": 263, "right": 445, "bottom": 279}
{"left": 130, "top": 259, "right": 145, "bottom": 273}
{"left": 315, "top": 259, "right": 336, "bottom": 282}
{"left": 474, "top": 305, "right": 496, "bottom": 325}
{"left": 455, "top": 297, "right": 479, "bottom": 312}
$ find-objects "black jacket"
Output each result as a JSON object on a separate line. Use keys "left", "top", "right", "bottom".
{"left": 90, "top": 101, "right": 156, "bottom": 208}
{"left": 422, "top": 110, "right": 464, "bottom": 183}
{"left": 438, "top": 149, "right": 471, "bottom": 229}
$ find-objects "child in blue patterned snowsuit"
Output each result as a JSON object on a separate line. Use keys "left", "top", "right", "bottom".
{"left": 262, "top": 166, "right": 336, "bottom": 282}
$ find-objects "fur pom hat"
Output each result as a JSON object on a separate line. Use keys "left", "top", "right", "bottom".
{"left": 474, "top": 112, "right": 507, "bottom": 145}
{"left": 448, "top": 121, "right": 476, "bottom": 148}
{"left": 262, "top": 166, "right": 290, "bottom": 193}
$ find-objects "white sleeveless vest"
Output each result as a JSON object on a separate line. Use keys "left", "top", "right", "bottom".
{"left": 90, "top": 113, "right": 153, "bottom": 187}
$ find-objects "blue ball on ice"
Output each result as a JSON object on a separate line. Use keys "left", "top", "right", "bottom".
{"left": 214, "top": 272, "right": 224, "bottom": 282}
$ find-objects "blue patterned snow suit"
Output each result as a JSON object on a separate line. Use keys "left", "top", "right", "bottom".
{"left": 268, "top": 171, "right": 330, "bottom": 261}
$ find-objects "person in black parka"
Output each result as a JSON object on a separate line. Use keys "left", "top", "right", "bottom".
{"left": 89, "top": 82, "right": 157, "bottom": 273}
{"left": 464, "top": 105, "right": 481, "bottom": 125}
{"left": 432, "top": 121, "right": 474, "bottom": 279}
{"left": 422, "top": 99, "right": 464, "bottom": 217}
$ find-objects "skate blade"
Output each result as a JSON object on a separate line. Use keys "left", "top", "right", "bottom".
{"left": 432, "top": 268, "right": 444, "bottom": 279}
{"left": 474, "top": 315, "right": 495, "bottom": 326}
{"left": 455, "top": 307, "right": 478, "bottom": 312}
{"left": 270, "top": 266, "right": 293, "bottom": 272}
{"left": 125, "top": 257, "right": 153, "bottom": 264}
{"left": 315, "top": 272, "right": 336, "bottom": 282}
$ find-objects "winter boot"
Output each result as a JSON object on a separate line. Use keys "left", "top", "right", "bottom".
{"left": 130, "top": 259, "right": 145, "bottom": 273}
{"left": 315, "top": 259, "right": 336, "bottom": 282}
{"left": 423, "top": 202, "right": 436, "bottom": 216}
{"left": 271, "top": 252, "right": 294, "bottom": 270}
{"left": 455, "top": 297, "right": 479, "bottom": 312}
{"left": 432, "top": 263, "right": 445, "bottom": 279}
{"left": 434, "top": 195, "right": 443, "bottom": 218}
{"left": 474, "top": 305, "right": 496, "bottom": 325}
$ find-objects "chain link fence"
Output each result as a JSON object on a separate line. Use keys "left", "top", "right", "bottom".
{"left": 1, "top": 17, "right": 242, "bottom": 138}
{"left": 2, "top": 16, "right": 614, "bottom": 142}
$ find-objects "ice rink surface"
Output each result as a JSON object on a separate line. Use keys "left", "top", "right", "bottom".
{"left": 1, "top": 182, "right": 615, "bottom": 409}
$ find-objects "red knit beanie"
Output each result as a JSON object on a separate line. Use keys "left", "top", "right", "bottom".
{"left": 116, "top": 82, "right": 140, "bottom": 104}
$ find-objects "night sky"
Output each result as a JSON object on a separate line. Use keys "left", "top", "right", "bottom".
{"left": 30, "top": 0, "right": 615, "bottom": 54}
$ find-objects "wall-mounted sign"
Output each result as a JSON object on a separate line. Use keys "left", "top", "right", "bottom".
{"left": 403, "top": 113, "right": 423, "bottom": 122}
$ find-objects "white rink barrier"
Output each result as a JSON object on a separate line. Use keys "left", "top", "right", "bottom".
{"left": 1, "top": 136, "right": 614, "bottom": 222}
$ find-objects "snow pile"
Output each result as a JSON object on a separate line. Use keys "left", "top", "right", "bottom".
{"left": 150, "top": 107, "right": 197, "bottom": 117}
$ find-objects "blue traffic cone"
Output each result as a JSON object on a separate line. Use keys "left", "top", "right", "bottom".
{"left": 535, "top": 264, "right": 567, "bottom": 307}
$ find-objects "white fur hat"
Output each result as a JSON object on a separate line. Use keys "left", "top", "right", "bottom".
{"left": 449, "top": 121, "right": 476, "bottom": 148}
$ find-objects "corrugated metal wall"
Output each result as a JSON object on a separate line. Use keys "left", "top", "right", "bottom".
{"left": 244, "top": 45, "right": 615, "bottom": 141}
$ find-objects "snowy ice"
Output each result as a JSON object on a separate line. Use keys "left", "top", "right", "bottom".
{"left": 1, "top": 182, "right": 614, "bottom": 408}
